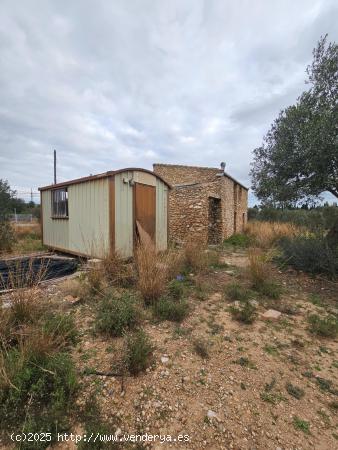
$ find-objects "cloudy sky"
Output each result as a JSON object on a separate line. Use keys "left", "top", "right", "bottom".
{"left": 0, "top": 0, "right": 337, "bottom": 205}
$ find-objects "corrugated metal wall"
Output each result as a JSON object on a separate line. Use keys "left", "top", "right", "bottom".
{"left": 42, "top": 171, "right": 168, "bottom": 258}
{"left": 42, "top": 179, "right": 109, "bottom": 258}
{"left": 68, "top": 178, "right": 109, "bottom": 258}
{"left": 114, "top": 171, "right": 134, "bottom": 257}
{"left": 41, "top": 190, "right": 69, "bottom": 249}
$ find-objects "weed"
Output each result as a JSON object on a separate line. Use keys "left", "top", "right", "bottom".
{"left": 234, "top": 356, "right": 257, "bottom": 369}
{"left": 286, "top": 382, "right": 305, "bottom": 399}
{"left": 193, "top": 337, "right": 210, "bottom": 359}
{"left": 42, "top": 313, "right": 78, "bottom": 348}
{"left": 135, "top": 242, "right": 170, "bottom": 304}
{"left": 230, "top": 301, "right": 257, "bottom": 324}
{"left": 255, "top": 280, "right": 282, "bottom": 299}
{"left": 223, "top": 233, "right": 251, "bottom": 247}
{"left": 316, "top": 377, "right": 338, "bottom": 395}
{"left": 260, "top": 392, "right": 285, "bottom": 404}
{"left": 263, "top": 344, "right": 279, "bottom": 356}
{"left": 225, "top": 282, "right": 252, "bottom": 302}
{"left": 153, "top": 296, "right": 189, "bottom": 323}
{"left": 183, "top": 240, "right": 208, "bottom": 272}
{"left": 102, "top": 252, "right": 135, "bottom": 288}
{"left": 96, "top": 292, "right": 140, "bottom": 337}
{"left": 308, "top": 314, "right": 338, "bottom": 338}
{"left": 329, "top": 401, "right": 338, "bottom": 411}
{"left": 245, "top": 220, "right": 301, "bottom": 248}
{"left": 124, "top": 330, "right": 153, "bottom": 376}
{"left": 167, "top": 279, "right": 185, "bottom": 300}
{"left": 293, "top": 416, "right": 310, "bottom": 434}
{"left": 309, "top": 293, "right": 324, "bottom": 307}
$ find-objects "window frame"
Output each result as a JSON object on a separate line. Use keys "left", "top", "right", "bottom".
{"left": 51, "top": 187, "right": 69, "bottom": 219}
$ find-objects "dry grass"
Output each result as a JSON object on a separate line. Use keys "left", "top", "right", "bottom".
{"left": 247, "top": 248, "right": 273, "bottom": 288}
{"left": 183, "top": 239, "right": 209, "bottom": 272}
{"left": 102, "top": 252, "right": 135, "bottom": 287}
{"left": 12, "top": 222, "right": 41, "bottom": 239}
{"left": 245, "top": 221, "right": 302, "bottom": 248}
{"left": 135, "top": 242, "right": 172, "bottom": 305}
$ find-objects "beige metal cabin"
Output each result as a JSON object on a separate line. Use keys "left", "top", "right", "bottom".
{"left": 39, "top": 169, "right": 170, "bottom": 258}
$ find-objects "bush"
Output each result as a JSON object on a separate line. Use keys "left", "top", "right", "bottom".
{"left": 279, "top": 235, "right": 338, "bottom": 277}
{"left": 230, "top": 301, "right": 257, "bottom": 324}
{"left": 193, "top": 337, "right": 209, "bottom": 359}
{"left": 245, "top": 221, "right": 301, "bottom": 248}
{"left": 102, "top": 252, "right": 135, "bottom": 288}
{"left": 42, "top": 313, "right": 78, "bottom": 348}
{"left": 286, "top": 382, "right": 305, "bottom": 399}
{"left": 124, "top": 330, "right": 153, "bottom": 375}
{"left": 308, "top": 314, "right": 338, "bottom": 338}
{"left": 225, "top": 282, "right": 252, "bottom": 301}
{"left": 0, "top": 220, "right": 16, "bottom": 253}
{"left": 224, "top": 233, "right": 251, "bottom": 247}
{"left": 153, "top": 296, "right": 189, "bottom": 322}
{"left": 0, "top": 343, "right": 77, "bottom": 443}
{"left": 167, "top": 279, "right": 185, "bottom": 300}
{"left": 255, "top": 280, "right": 282, "bottom": 299}
{"left": 95, "top": 293, "right": 140, "bottom": 337}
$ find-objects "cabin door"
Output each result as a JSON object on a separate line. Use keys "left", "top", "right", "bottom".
{"left": 134, "top": 182, "right": 156, "bottom": 245}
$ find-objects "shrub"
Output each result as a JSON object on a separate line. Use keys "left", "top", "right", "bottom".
{"left": 42, "top": 313, "right": 78, "bottom": 348}
{"left": 230, "top": 301, "right": 257, "bottom": 324}
{"left": 308, "top": 314, "right": 338, "bottom": 338}
{"left": 102, "top": 252, "right": 135, "bottom": 288}
{"left": 193, "top": 337, "right": 209, "bottom": 359}
{"left": 95, "top": 293, "right": 140, "bottom": 337}
{"left": 135, "top": 242, "right": 170, "bottom": 304}
{"left": 247, "top": 248, "right": 271, "bottom": 288}
{"left": 224, "top": 233, "right": 251, "bottom": 247}
{"left": 0, "top": 333, "right": 77, "bottom": 442}
{"left": 153, "top": 296, "right": 189, "bottom": 322}
{"left": 0, "top": 220, "right": 16, "bottom": 253}
{"left": 167, "top": 279, "right": 185, "bottom": 300}
{"left": 124, "top": 330, "right": 153, "bottom": 375}
{"left": 225, "top": 282, "right": 252, "bottom": 301}
{"left": 255, "top": 280, "right": 282, "bottom": 299}
{"left": 293, "top": 416, "right": 310, "bottom": 434}
{"left": 278, "top": 235, "right": 338, "bottom": 277}
{"left": 286, "top": 382, "right": 305, "bottom": 399}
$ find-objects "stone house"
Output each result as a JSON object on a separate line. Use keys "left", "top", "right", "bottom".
{"left": 153, "top": 163, "right": 248, "bottom": 245}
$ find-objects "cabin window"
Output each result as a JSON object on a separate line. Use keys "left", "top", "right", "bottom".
{"left": 51, "top": 188, "right": 68, "bottom": 218}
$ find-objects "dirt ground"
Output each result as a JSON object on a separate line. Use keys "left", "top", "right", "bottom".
{"left": 29, "top": 248, "right": 337, "bottom": 450}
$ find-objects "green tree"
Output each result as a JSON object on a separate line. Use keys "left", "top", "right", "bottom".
{"left": 0, "top": 179, "right": 17, "bottom": 218}
{"left": 251, "top": 35, "right": 338, "bottom": 207}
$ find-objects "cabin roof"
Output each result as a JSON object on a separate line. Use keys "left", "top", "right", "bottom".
{"left": 38, "top": 168, "right": 172, "bottom": 191}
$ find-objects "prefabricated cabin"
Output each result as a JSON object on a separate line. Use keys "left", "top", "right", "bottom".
{"left": 39, "top": 168, "right": 170, "bottom": 258}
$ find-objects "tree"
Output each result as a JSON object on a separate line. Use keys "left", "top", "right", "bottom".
{"left": 0, "top": 179, "right": 17, "bottom": 218}
{"left": 251, "top": 35, "right": 338, "bottom": 207}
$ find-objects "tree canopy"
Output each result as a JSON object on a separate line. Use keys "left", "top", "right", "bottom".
{"left": 251, "top": 35, "right": 338, "bottom": 207}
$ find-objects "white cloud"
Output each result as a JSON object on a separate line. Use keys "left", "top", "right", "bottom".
{"left": 0, "top": 0, "right": 337, "bottom": 205}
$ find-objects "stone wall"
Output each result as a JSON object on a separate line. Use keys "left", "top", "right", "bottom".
{"left": 153, "top": 163, "right": 222, "bottom": 185}
{"left": 153, "top": 164, "right": 248, "bottom": 245}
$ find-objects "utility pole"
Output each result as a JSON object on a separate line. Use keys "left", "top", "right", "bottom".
{"left": 30, "top": 188, "right": 33, "bottom": 203}
{"left": 54, "top": 149, "right": 57, "bottom": 184}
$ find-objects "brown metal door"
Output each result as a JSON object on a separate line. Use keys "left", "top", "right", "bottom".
{"left": 134, "top": 183, "right": 156, "bottom": 241}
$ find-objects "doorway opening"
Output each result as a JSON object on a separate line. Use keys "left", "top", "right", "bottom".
{"left": 208, "top": 197, "right": 222, "bottom": 245}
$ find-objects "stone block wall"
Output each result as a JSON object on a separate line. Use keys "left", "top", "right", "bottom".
{"left": 153, "top": 164, "right": 248, "bottom": 245}
{"left": 153, "top": 163, "right": 222, "bottom": 185}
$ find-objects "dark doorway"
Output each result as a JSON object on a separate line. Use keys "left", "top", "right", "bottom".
{"left": 134, "top": 183, "right": 156, "bottom": 243}
{"left": 208, "top": 197, "right": 222, "bottom": 245}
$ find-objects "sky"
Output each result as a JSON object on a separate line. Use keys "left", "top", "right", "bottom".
{"left": 0, "top": 0, "right": 337, "bottom": 206}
